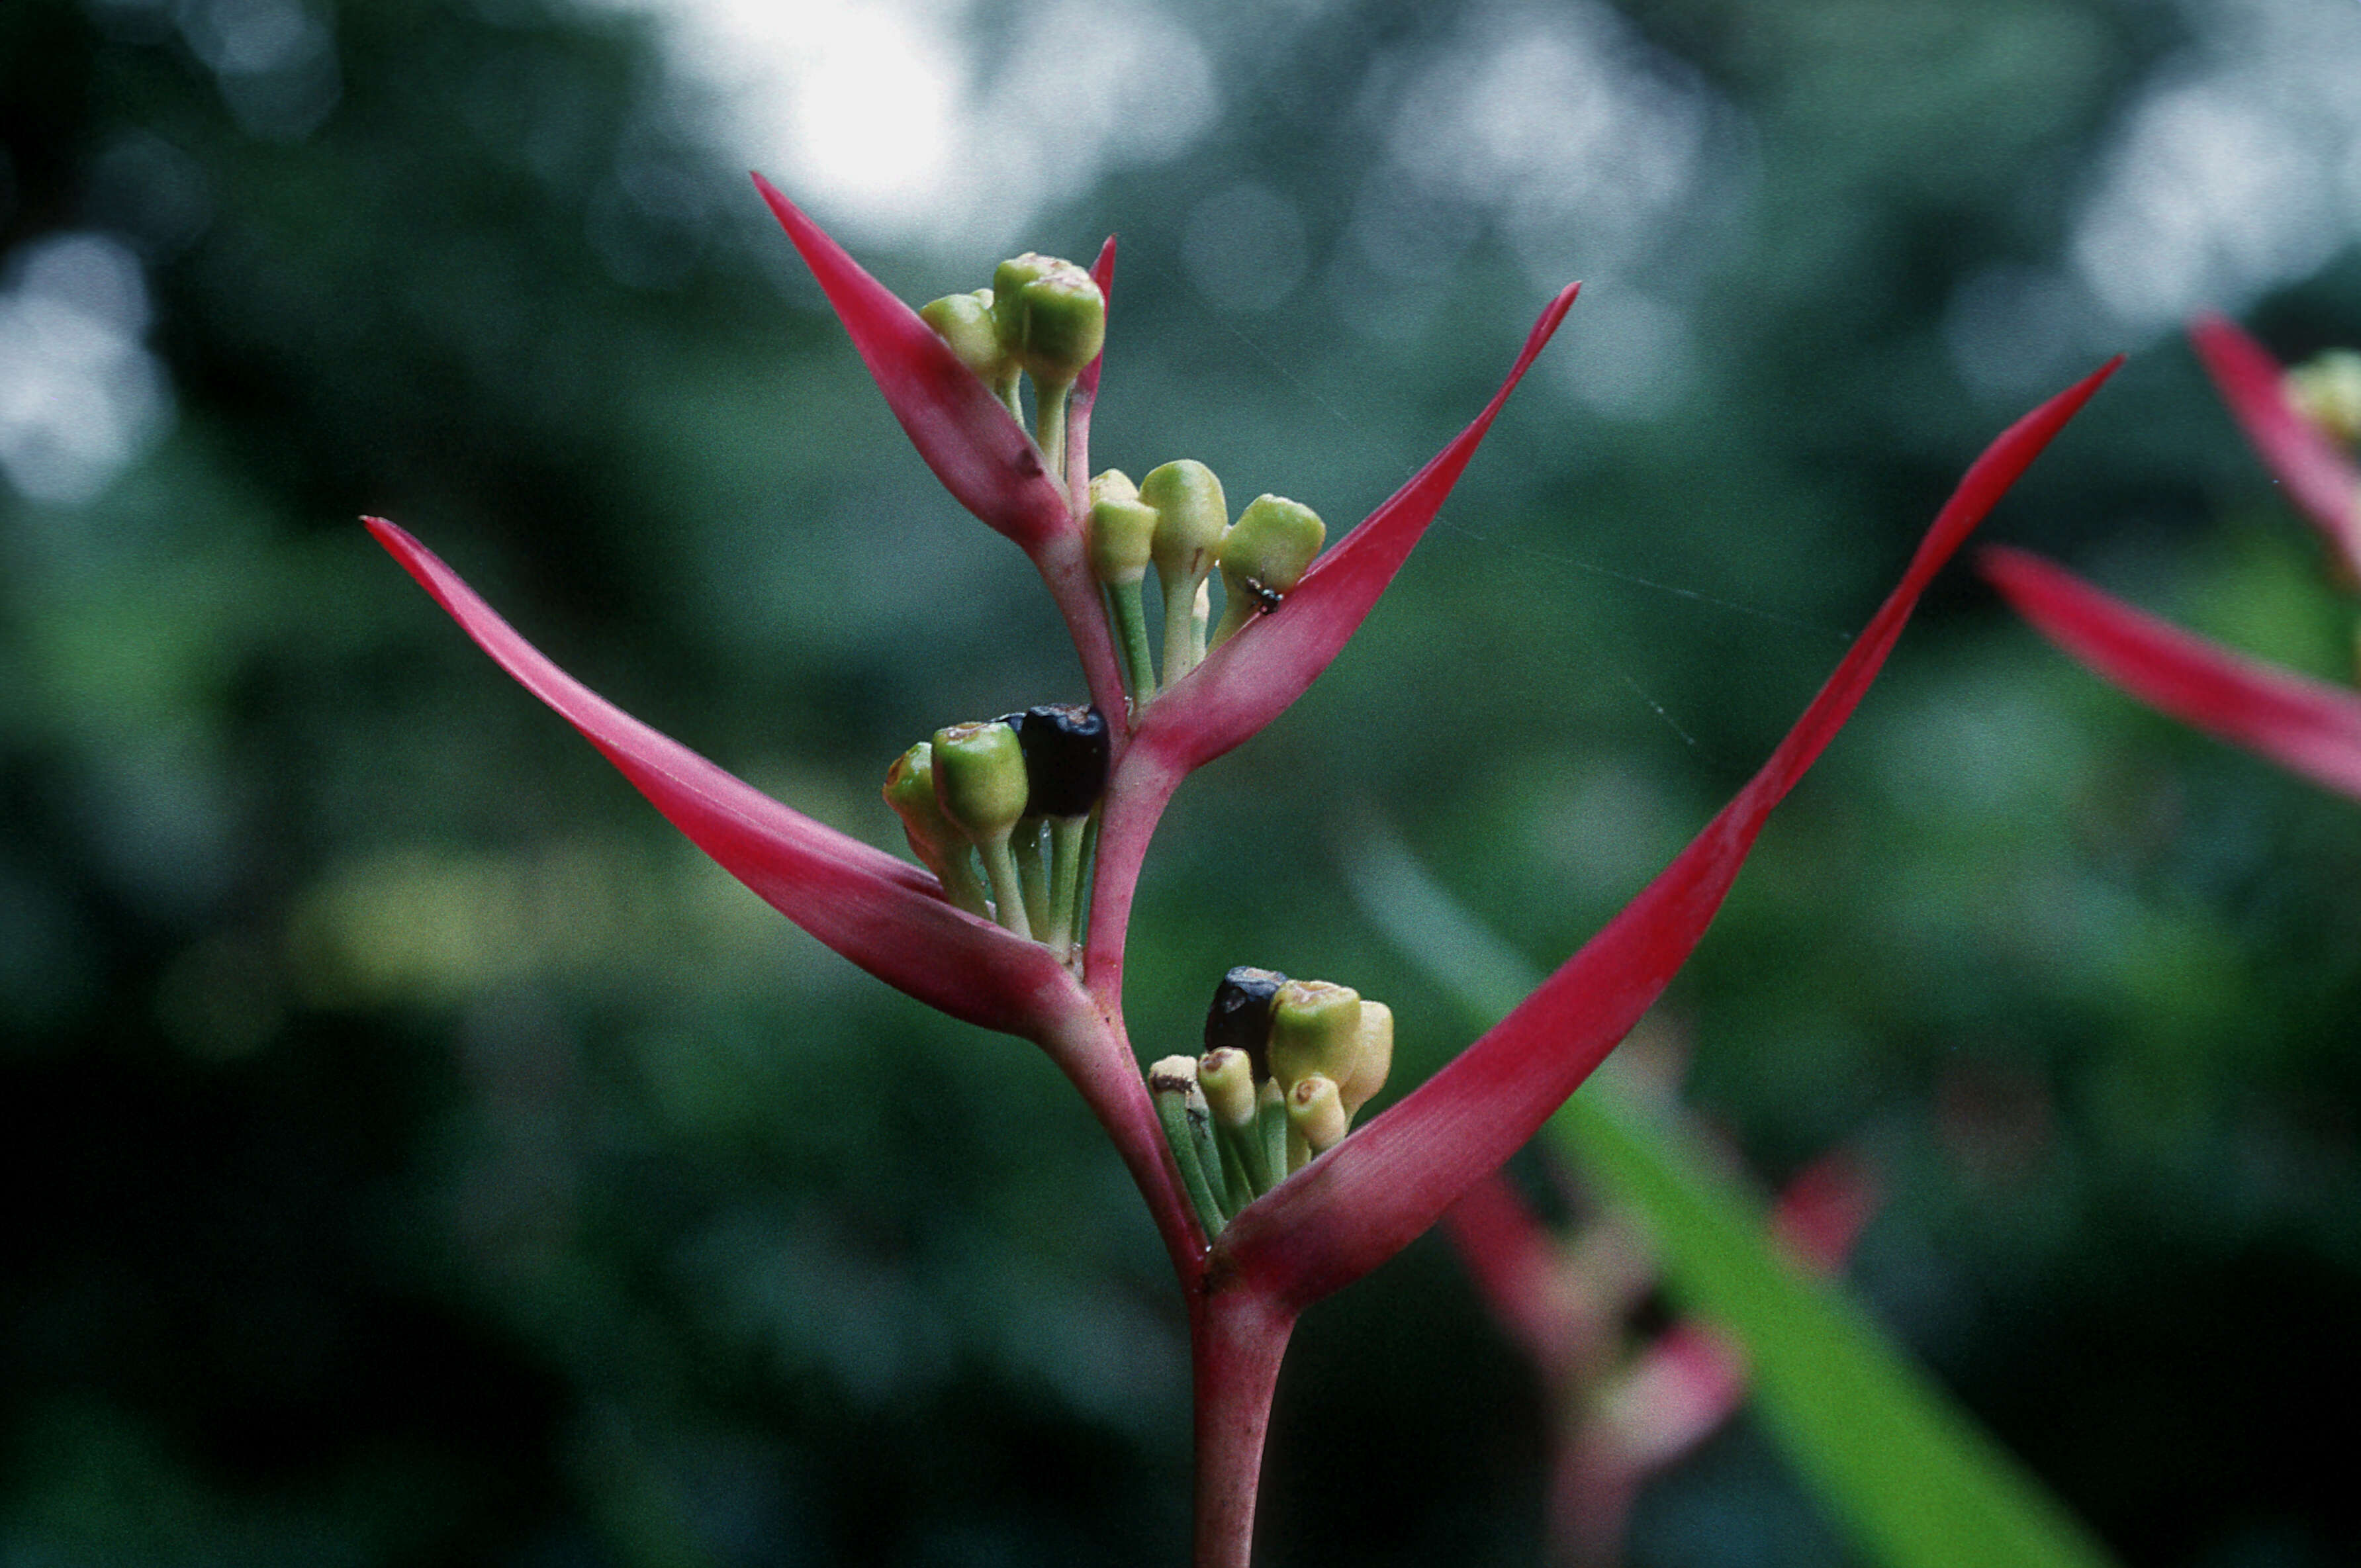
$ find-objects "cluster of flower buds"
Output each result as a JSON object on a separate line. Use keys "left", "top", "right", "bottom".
{"left": 1149, "top": 966, "right": 1393, "bottom": 1237}
{"left": 2287, "top": 348, "right": 2361, "bottom": 449}
{"left": 1087, "top": 465, "right": 1326, "bottom": 702}
{"left": 882, "top": 704, "right": 1109, "bottom": 960}
{"left": 921, "top": 253, "right": 1107, "bottom": 483}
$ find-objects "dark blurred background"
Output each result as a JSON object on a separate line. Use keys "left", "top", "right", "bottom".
{"left": 5, "top": 0, "right": 2360, "bottom": 1563}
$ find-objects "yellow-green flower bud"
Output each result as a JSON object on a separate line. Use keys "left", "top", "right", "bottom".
{"left": 930, "top": 719, "right": 1029, "bottom": 844}
{"left": 2288, "top": 349, "right": 2361, "bottom": 447}
{"left": 1143, "top": 459, "right": 1228, "bottom": 683}
{"left": 992, "top": 253, "right": 1105, "bottom": 385}
{"left": 880, "top": 743, "right": 970, "bottom": 897}
{"left": 1199, "top": 1047, "right": 1258, "bottom": 1130}
{"left": 1336, "top": 1000, "right": 1393, "bottom": 1116}
{"left": 919, "top": 289, "right": 1005, "bottom": 382}
{"left": 1213, "top": 494, "right": 1326, "bottom": 647}
{"left": 1088, "top": 470, "right": 1158, "bottom": 586}
{"left": 1266, "top": 979, "right": 1363, "bottom": 1093}
{"left": 1142, "top": 459, "right": 1229, "bottom": 584}
{"left": 1286, "top": 1073, "right": 1349, "bottom": 1156}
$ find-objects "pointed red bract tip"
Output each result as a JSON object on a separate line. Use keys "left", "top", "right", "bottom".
{"left": 1141, "top": 280, "right": 1583, "bottom": 771}
{"left": 2190, "top": 314, "right": 2361, "bottom": 580}
{"left": 365, "top": 516, "right": 1084, "bottom": 1036}
{"left": 1078, "top": 235, "right": 1117, "bottom": 404}
{"left": 1213, "top": 360, "right": 2116, "bottom": 1309}
{"left": 749, "top": 173, "right": 1069, "bottom": 551}
{"left": 1982, "top": 543, "right": 2361, "bottom": 802}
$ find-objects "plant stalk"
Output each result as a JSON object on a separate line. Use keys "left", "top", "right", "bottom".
{"left": 1190, "top": 1287, "right": 1297, "bottom": 1568}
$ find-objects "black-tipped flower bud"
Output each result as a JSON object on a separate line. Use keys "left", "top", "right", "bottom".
{"left": 1337, "top": 1000, "right": 1393, "bottom": 1116}
{"left": 2289, "top": 349, "right": 2361, "bottom": 446}
{"left": 1267, "top": 980, "right": 1364, "bottom": 1093}
{"left": 1205, "top": 966, "right": 1287, "bottom": 1076}
{"left": 930, "top": 720, "right": 1029, "bottom": 843}
{"left": 1213, "top": 494, "right": 1326, "bottom": 646}
{"left": 1009, "top": 704, "right": 1109, "bottom": 819}
{"left": 1142, "top": 459, "right": 1229, "bottom": 585}
{"left": 1089, "top": 470, "right": 1158, "bottom": 586}
{"left": 1287, "top": 1074, "right": 1349, "bottom": 1156}
{"left": 992, "top": 253, "right": 1105, "bottom": 385}
{"left": 919, "top": 289, "right": 1005, "bottom": 382}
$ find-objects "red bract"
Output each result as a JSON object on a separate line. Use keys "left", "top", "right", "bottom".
{"left": 1983, "top": 318, "right": 2361, "bottom": 804}
{"left": 1215, "top": 361, "right": 2116, "bottom": 1313}
{"left": 371, "top": 181, "right": 2117, "bottom": 1568}
{"left": 751, "top": 175, "right": 1131, "bottom": 721}
{"left": 2189, "top": 313, "right": 2361, "bottom": 580}
{"left": 367, "top": 517, "right": 1089, "bottom": 1040}
{"left": 1982, "top": 545, "right": 2361, "bottom": 802}
{"left": 752, "top": 174, "right": 1068, "bottom": 550}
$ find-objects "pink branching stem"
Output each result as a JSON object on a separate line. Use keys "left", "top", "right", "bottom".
{"left": 1042, "top": 1007, "right": 1207, "bottom": 1286}
{"left": 1080, "top": 733, "right": 1187, "bottom": 1010}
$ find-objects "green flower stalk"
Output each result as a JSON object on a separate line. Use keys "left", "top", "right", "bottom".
{"left": 1088, "top": 469, "right": 1160, "bottom": 700}
{"left": 931, "top": 719, "right": 1033, "bottom": 939}
{"left": 1256, "top": 1078, "right": 1289, "bottom": 1193}
{"left": 1152, "top": 1056, "right": 1231, "bottom": 1236}
{"left": 1212, "top": 494, "right": 1326, "bottom": 648}
{"left": 1142, "top": 459, "right": 1228, "bottom": 686}
{"left": 882, "top": 742, "right": 990, "bottom": 917}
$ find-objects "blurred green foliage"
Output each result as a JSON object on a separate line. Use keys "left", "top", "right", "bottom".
{"left": 4, "top": 0, "right": 2359, "bottom": 1564}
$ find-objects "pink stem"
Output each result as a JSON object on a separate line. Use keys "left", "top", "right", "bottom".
{"left": 1189, "top": 1286, "right": 1297, "bottom": 1568}
{"left": 1035, "top": 526, "right": 1131, "bottom": 727}
{"left": 1081, "top": 733, "right": 1185, "bottom": 1011}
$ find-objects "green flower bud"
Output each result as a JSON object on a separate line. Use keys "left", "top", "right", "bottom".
{"left": 1266, "top": 979, "right": 1363, "bottom": 1093}
{"left": 1336, "top": 1000, "right": 1393, "bottom": 1116}
{"left": 1199, "top": 1047, "right": 1258, "bottom": 1130}
{"left": 1205, "top": 966, "right": 1288, "bottom": 1077}
{"left": 1009, "top": 704, "right": 1109, "bottom": 819}
{"left": 930, "top": 719, "right": 1029, "bottom": 843}
{"left": 1142, "top": 459, "right": 1229, "bottom": 585}
{"left": 919, "top": 289, "right": 1005, "bottom": 383}
{"left": 884, "top": 742, "right": 951, "bottom": 849}
{"left": 1213, "top": 494, "right": 1326, "bottom": 647}
{"left": 1089, "top": 471, "right": 1158, "bottom": 586}
{"left": 2288, "top": 349, "right": 2361, "bottom": 447}
{"left": 1286, "top": 1073, "right": 1349, "bottom": 1156}
{"left": 992, "top": 253, "right": 1105, "bottom": 385}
